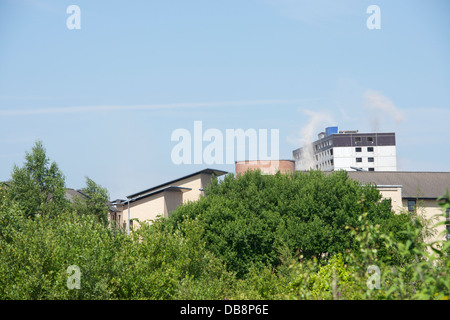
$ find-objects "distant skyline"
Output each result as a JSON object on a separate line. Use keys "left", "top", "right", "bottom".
{"left": 1, "top": 0, "right": 449, "bottom": 200}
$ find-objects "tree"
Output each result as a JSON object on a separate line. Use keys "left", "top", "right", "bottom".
{"left": 6, "top": 140, "right": 69, "bottom": 218}
{"left": 164, "top": 169, "right": 397, "bottom": 277}
{"left": 72, "top": 177, "right": 110, "bottom": 226}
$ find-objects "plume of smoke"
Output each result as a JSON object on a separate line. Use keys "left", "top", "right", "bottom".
{"left": 363, "top": 90, "right": 405, "bottom": 132}
{"left": 297, "top": 109, "right": 333, "bottom": 170}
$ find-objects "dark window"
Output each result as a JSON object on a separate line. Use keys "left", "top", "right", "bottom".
{"left": 368, "top": 168, "right": 375, "bottom": 171}
{"left": 368, "top": 157, "right": 374, "bottom": 163}
{"left": 367, "top": 147, "right": 374, "bottom": 152}
{"left": 408, "top": 200, "right": 416, "bottom": 213}
{"left": 355, "top": 147, "right": 362, "bottom": 152}
{"left": 356, "top": 157, "right": 362, "bottom": 163}
{"left": 367, "top": 137, "right": 374, "bottom": 142}
{"left": 355, "top": 137, "right": 362, "bottom": 142}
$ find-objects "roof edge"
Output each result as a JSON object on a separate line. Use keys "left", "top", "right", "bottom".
{"left": 126, "top": 168, "right": 227, "bottom": 199}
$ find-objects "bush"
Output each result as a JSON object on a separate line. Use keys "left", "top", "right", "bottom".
{"left": 0, "top": 207, "right": 122, "bottom": 299}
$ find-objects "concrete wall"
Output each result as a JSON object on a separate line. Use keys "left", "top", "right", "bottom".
{"left": 164, "top": 191, "right": 183, "bottom": 217}
{"left": 128, "top": 192, "right": 166, "bottom": 228}
{"left": 377, "top": 186, "right": 403, "bottom": 212}
{"left": 333, "top": 145, "right": 397, "bottom": 171}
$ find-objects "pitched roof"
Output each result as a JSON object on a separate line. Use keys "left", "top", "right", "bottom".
{"left": 123, "top": 186, "right": 191, "bottom": 205}
{"left": 346, "top": 171, "right": 450, "bottom": 199}
{"left": 126, "top": 168, "right": 227, "bottom": 199}
{"left": 65, "top": 188, "right": 88, "bottom": 202}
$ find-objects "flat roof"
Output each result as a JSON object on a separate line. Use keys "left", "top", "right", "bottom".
{"left": 126, "top": 168, "right": 227, "bottom": 199}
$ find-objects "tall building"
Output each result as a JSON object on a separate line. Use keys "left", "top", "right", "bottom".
{"left": 293, "top": 126, "right": 397, "bottom": 172}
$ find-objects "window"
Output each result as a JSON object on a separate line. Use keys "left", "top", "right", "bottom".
{"left": 330, "top": 149, "right": 333, "bottom": 156}
{"left": 355, "top": 147, "right": 362, "bottom": 152}
{"left": 356, "top": 157, "right": 362, "bottom": 163}
{"left": 367, "top": 137, "right": 374, "bottom": 142}
{"left": 367, "top": 147, "right": 374, "bottom": 152}
{"left": 408, "top": 200, "right": 416, "bottom": 213}
{"left": 368, "top": 168, "right": 375, "bottom": 171}
{"left": 368, "top": 157, "right": 374, "bottom": 163}
{"left": 355, "top": 137, "right": 361, "bottom": 142}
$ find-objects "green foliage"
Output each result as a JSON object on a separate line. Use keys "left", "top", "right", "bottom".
{"left": 166, "top": 170, "right": 397, "bottom": 277}
{"left": 6, "top": 140, "right": 69, "bottom": 219}
{"left": 72, "top": 177, "right": 111, "bottom": 226}
{"left": 1, "top": 142, "right": 448, "bottom": 300}
{"left": 0, "top": 205, "right": 233, "bottom": 300}
{"left": 0, "top": 208, "right": 122, "bottom": 299}
{"left": 0, "top": 182, "right": 6, "bottom": 207}
{"left": 340, "top": 209, "right": 449, "bottom": 300}
{"left": 307, "top": 254, "right": 361, "bottom": 300}
{"left": 111, "top": 217, "right": 232, "bottom": 300}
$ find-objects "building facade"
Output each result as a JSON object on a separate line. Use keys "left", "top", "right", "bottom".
{"left": 293, "top": 127, "right": 397, "bottom": 172}
{"left": 346, "top": 171, "right": 450, "bottom": 243}
{"left": 109, "top": 168, "right": 227, "bottom": 231}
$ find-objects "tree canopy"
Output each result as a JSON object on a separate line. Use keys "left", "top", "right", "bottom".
{"left": 163, "top": 169, "right": 397, "bottom": 277}
{"left": 6, "top": 140, "right": 68, "bottom": 218}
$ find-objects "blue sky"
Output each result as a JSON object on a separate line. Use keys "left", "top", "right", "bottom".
{"left": 1, "top": 0, "right": 449, "bottom": 200}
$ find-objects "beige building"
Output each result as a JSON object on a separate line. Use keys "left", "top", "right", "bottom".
{"left": 346, "top": 171, "right": 450, "bottom": 243}
{"left": 109, "top": 168, "right": 227, "bottom": 231}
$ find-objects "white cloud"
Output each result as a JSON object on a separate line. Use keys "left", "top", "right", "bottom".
{"left": 0, "top": 99, "right": 309, "bottom": 116}
{"left": 362, "top": 90, "right": 405, "bottom": 131}
{"left": 290, "top": 108, "right": 334, "bottom": 169}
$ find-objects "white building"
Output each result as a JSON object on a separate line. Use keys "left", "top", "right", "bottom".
{"left": 293, "top": 127, "right": 397, "bottom": 172}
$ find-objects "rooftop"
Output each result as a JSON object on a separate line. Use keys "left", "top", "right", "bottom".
{"left": 126, "top": 168, "right": 228, "bottom": 199}
{"left": 346, "top": 171, "right": 450, "bottom": 199}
